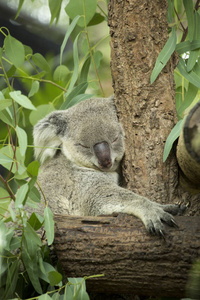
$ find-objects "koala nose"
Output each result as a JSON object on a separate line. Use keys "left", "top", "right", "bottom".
{"left": 93, "top": 141, "right": 112, "bottom": 169}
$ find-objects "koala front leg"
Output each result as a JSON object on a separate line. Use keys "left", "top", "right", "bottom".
{"left": 86, "top": 184, "right": 185, "bottom": 236}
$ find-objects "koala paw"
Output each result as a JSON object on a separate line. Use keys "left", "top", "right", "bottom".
{"left": 142, "top": 203, "right": 187, "bottom": 238}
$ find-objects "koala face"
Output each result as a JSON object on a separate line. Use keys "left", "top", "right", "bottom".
{"left": 34, "top": 97, "right": 125, "bottom": 172}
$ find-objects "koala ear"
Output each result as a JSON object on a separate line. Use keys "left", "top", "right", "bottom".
{"left": 33, "top": 111, "right": 67, "bottom": 164}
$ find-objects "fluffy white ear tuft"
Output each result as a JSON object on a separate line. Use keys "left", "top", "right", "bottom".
{"left": 33, "top": 111, "right": 67, "bottom": 164}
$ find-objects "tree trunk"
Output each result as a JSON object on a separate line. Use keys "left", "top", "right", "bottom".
{"left": 108, "top": 0, "right": 200, "bottom": 212}
{"left": 54, "top": 214, "right": 200, "bottom": 298}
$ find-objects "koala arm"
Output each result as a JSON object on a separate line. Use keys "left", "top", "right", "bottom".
{"left": 80, "top": 174, "right": 182, "bottom": 236}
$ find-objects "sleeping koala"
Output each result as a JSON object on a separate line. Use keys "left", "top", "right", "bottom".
{"left": 34, "top": 96, "right": 183, "bottom": 236}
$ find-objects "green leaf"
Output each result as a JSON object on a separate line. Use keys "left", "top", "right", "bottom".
{"left": 48, "top": 271, "right": 62, "bottom": 286}
{"left": 27, "top": 161, "right": 40, "bottom": 177}
{"left": 87, "top": 13, "right": 105, "bottom": 26}
{"left": 4, "top": 34, "right": 25, "bottom": 68}
{"left": 28, "top": 186, "right": 41, "bottom": 203}
{"left": 93, "top": 50, "right": 103, "bottom": 68}
{"left": 151, "top": 27, "right": 176, "bottom": 84}
{"left": 22, "top": 246, "right": 43, "bottom": 294}
{"left": 0, "top": 99, "right": 12, "bottom": 112}
{"left": 32, "top": 53, "right": 50, "bottom": 72}
{"left": 177, "top": 57, "right": 200, "bottom": 89}
{"left": 163, "top": 119, "right": 185, "bottom": 162}
{"left": 29, "top": 103, "right": 55, "bottom": 126}
{"left": 28, "top": 80, "right": 40, "bottom": 97}
{"left": 65, "top": 0, "right": 97, "bottom": 27}
{"left": 9, "top": 237, "right": 21, "bottom": 251}
{"left": 10, "top": 90, "right": 36, "bottom": 110}
{"left": 44, "top": 207, "right": 54, "bottom": 245}
{"left": 3, "top": 260, "right": 20, "bottom": 299}
{"left": 53, "top": 65, "right": 70, "bottom": 82}
{"left": 183, "top": 0, "right": 194, "bottom": 42}
{"left": 176, "top": 40, "right": 200, "bottom": 54}
{"left": 80, "top": 56, "right": 91, "bottom": 83}
{"left": 64, "top": 284, "right": 73, "bottom": 300}
{"left": 16, "top": 125, "right": 27, "bottom": 156}
{"left": 0, "top": 109, "right": 14, "bottom": 126}
{"left": 186, "top": 12, "right": 200, "bottom": 72}
{"left": 49, "top": 0, "right": 62, "bottom": 25}
{"left": 38, "top": 294, "right": 52, "bottom": 300}
{"left": 24, "top": 222, "right": 42, "bottom": 247}
{"left": 15, "top": 0, "right": 25, "bottom": 19}
{"left": 177, "top": 83, "right": 198, "bottom": 118}
{"left": 15, "top": 183, "right": 29, "bottom": 208}
{"left": 0, "top": 153, "right": 13, "bottom": 164}
{"left": 60, "top": 82, "right": 88, "bottom": 109}
{"left": 65, "top": 33, "right": 81, "bottom": 97}
{"left": 28, "top": 212, "right": 44, "bottom": 231}
{"left": 66, "top": 94, "right": 93, "bottom": 109}
{"left": 60, "top": 15, "right": 81, "bottom": 65}
{"left": 0, "top": 188, "right": 10, "bottom": 219}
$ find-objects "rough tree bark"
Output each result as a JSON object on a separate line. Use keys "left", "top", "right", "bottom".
{"left": 108, "top": 0, "right": 200, "bottom": 211}
{"left": 54, "top": 214, "right": 200, "bottom": 298}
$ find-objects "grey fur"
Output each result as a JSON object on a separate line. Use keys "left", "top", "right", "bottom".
{"left": 33, "top": 97, "right": 183, "bottom": 236}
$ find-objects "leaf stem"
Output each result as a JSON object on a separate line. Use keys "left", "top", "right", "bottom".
{"left": 0, "top": 175, "right": 16, "bottom": 200}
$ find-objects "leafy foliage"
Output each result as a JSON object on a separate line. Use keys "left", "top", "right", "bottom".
{"left": 0, "top": 0, "right": 107, "bottom": 298}
{"left": 150, "top": 0, "right": 200, "bottom": 161}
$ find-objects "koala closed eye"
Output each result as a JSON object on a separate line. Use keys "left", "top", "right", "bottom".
{"left": 34, "top": 96, "right": 185, "bottom": 237}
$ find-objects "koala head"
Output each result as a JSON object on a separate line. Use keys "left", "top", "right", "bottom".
{"left": 33, "top": 97, "right": 125, "bottom": 172}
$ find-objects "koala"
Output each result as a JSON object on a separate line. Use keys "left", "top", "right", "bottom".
{"left": 34, "top": 96, "right": 184, "bottom": 236}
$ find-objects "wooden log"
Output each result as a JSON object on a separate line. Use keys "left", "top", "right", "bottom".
{"left": 54, "top": 214, "right": 200, "bottom": 298}
{"left": 177, "top": 101, "right": 200, "bottom": 193}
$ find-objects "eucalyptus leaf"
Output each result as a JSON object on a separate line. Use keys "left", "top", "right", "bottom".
{"left": 28, "top": 212, "right": 44, "bottom": 231}
{"left": 163, "top": 118, "right": 185, "bottom": 162}
{"left": 65, "top": 33, "right": 80, "bottom": 97}
{"left": 9, "top": 91, "right": 36, "bottom": 110}
{"left": 60, "top": 15, "right": 81, "bottom": 65}
{"left": 151, "top": 27, "right": 176, "bottom": 84}
{"left": 44, "top": 207, "right": 54, "bottom": 245}
{"left": 66, "top": 94, "right": 93, "bottom": 109}
{"left": 4, "top": 34, "right": 25, "bottom": 68}
{"left": 28, "top": 81, "right": 40, "bottom": 98}
{"left": 15, "top": 183, "right": 29, "bottom": 208}
{"left": 22, "top": 246, "right": 43, "bottom": 294}
{"left": 177, "top": 57, "right": 200, "bottom": 89}
{"left": 183, "top": 0, "right": 194, "bottom": 42}
{"left": 27, "top": 161, "right": 40, "bottom": 177}
{"left": 24, "top": 222, "right": 42, "bottom": 247}
{"left": 38, "top": 294, "right": 52, "bottom": 300}
{"left": 60, "top": 82, "right": 88, "bottom": 109}
{"left": 53, "top": 65, "right": 70, "bottom": 82}
{"left": 49, "top": 0, "right": 62, "bottom": 25}
{"left": 176, "top": 40, "right": 200, "bottom": 54}
{"left": 16, "top": 125, "right": 27, "bottom": 156}
{"left": 29, "top": 103, "right": 55, "bottom": 125}
{"left": 80, "top": 56, "right": 91, "bottom": 83}
{"left": 3, "top": 260, "right": 20, "bottom": 299}
{"left": 15, "top": 0, "right": 25, "bottom": 19}
{"left": 28, "top": 186, "right": 41, "bottom": 203}
{"left": 32, "top": 53, "right": 50, "bottom": 72}
{"left": 65, "top": 0, "right": 97, "bottom": 27}
{"left": 87, "top": 13, "right": 105, "bottom": 26}
{"left": 48, "top": 271, "right": 62, "bottom": 286}
{"left": 177, "top": 83, "right": 198, "bottom": 118}
{"left": 0, "top": 109, "right": 13, "bottom": 126}
{"left": 0, "top": 188, "right": 10, "bottom": 219}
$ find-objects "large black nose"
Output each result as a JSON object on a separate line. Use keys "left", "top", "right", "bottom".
{"left": 93, "top": 141, "right": 112, "bottom": 169}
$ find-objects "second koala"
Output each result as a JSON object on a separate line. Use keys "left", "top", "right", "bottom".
{"left": 34, "top": 96, "right": 183, "bottom": 236}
